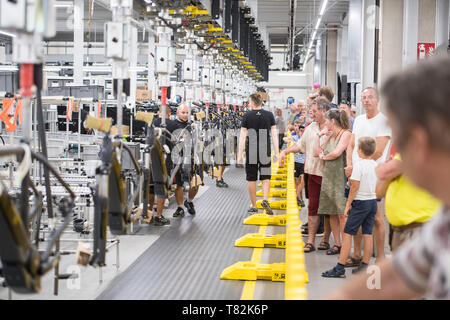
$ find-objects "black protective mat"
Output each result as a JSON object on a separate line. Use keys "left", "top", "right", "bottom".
{"left": 97, "top": 167, "right": 261, "bottom": 300}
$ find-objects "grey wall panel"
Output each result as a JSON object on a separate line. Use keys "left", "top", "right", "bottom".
{"left": 347, "top": 0, "right": 363, "bottom": 83}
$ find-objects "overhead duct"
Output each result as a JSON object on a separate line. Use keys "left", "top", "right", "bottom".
{"left": 288, "top": 0, "right": 297, "bottom": 70}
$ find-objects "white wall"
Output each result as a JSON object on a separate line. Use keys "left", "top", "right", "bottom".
{"left": 258, "top": 70, "right": 313, "bottom": 112}
{"left": 0, "top": 46, "right": 5, "bottom": 64}
{"left": 270, "top": 51, "right": 286, "bottom": 70}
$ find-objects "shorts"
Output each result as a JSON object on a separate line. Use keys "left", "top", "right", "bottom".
{"left": 175, "top": 169, "right": 184, "bottom": 187}
{"left": 245, "top": 162, "right": 271, "bottom": 181}
{"left": 149, "top": 185, "right": 167, "bottom": 199}
{"left": 307, "top": 174, "right": 322, "bottom": 216}
{"left": 294, "top": 162, "right": 304, "bottom": 178}
{"left": 343, "top": 199, "right": 378, "bottom": 235}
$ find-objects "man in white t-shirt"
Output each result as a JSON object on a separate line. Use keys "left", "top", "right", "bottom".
{"left": 345, "top": 87, "right": 392, "bottom": 265}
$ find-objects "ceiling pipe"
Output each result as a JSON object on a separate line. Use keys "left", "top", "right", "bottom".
{"left": 288, "top": 0, "right": 297, "bottom": 70}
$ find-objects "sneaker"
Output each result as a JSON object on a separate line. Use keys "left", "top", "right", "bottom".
{"left": 261, "top": 200, "right": 273, "bottom": 215}
{"left": 153, "top": 215, "right": 170, "bottom": 226}
{"left": 299, "top": 200, "right": 306, "bottom": 208}
{"left": 216, "top": 179, "right": 229, "bottom": 188}
{"left": 321, "top": 265, "right": 346, "bottom": 278}
{"left": 352, "top": 262, "right": 368, "bottom": 274}
{"left": 173, "top": 207, "right": 185, "bottom": 218}
{"left": 247, "top": 207, "right": 258, "bottom": 215}
{"left": 184, "top": 200, "right": 196, "bottom": 215}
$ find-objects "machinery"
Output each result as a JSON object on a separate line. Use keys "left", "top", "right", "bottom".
{"left": 0, "top": 0, "right": 271, "bottom": 296}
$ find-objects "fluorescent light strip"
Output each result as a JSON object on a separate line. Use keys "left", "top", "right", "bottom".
{"left": 314, "top": 17, "right": 322, "bottom": 31}
{"left": 319, "top": 0, "right": 329, "bottom": 16}
{"left": 0, "top": 30, "right": 16, "bottom": 38}
{"left": 302, "top": 0, "right": 328, "bottom": 67}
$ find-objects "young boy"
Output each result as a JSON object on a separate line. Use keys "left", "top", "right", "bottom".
{"left": 291, "top": 120, "right": 306, "bottom": 207}
{"left": 322, "top": 137, "right": 378, "bottom": 278}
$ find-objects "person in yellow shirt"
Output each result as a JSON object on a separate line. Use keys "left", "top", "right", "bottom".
{"left": 376, "top": 154, "right": 441, "bottom": 251}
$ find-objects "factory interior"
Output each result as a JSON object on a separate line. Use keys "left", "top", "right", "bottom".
{"left": 0, "top": 0, "right": 450, "bottom": 309}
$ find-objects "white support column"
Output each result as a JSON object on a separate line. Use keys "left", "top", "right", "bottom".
{"left": 73, "top": 0, "right": 84, "bottom": 85}
{"left": 347, "top": 0, "right": 363, "bottom": 83}
{"left": 336, "top": 18, "right": 349, "bottom": 78}
{"left": 378, "top": 0, "right": 404, "bottom": 89}
{"left": 402, "top": 0, "right": 419, "bottom": 69}
{"left": 436, "top": 0, "right": 450, "bottom": 52}
{"left": 148, "top": 33, "right": 156, "bottom": 99}
{"left": 418, "top": 0, "right": 437, "bottom": 43}
{"left": 320, "top": 36, "right": 327, "bottom": 86}
{"left": 361, "top": 0, "right": 377, "bottom": 89}
{"left": 129, "top": 26, "right": 137, "bottom": 110}
{"left": 0, "top": 46, "right": 5, "bottom": 64}
{"left": 326, "top": 30, "right": 338, "bottom": 102}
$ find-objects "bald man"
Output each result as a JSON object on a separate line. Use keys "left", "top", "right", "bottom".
{"left": 172, "top": 104, "right": 199, "bottom": 218}
{"left": 291, "top": 101, "right": 305, "bottom": 125}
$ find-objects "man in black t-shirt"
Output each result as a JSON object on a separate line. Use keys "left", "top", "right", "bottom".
{"left": 238, "top": 93, "right": 279, "bottom": 215}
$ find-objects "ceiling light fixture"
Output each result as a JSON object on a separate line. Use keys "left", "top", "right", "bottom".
{"left": 319, "top": 0, "right": 329, "bottom": 16}
{"left": 0, "top": 30, "right": 16, "bottom": 38}
{"left": 301, "top": 0, "right": 328, "bottom": 69}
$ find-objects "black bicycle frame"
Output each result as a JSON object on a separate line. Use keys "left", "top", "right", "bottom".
{"left": 0, "top": 145, "right": 75, "bottom": 294}
{"left": 89, "top": 133, "right": 143, "bottom": 267}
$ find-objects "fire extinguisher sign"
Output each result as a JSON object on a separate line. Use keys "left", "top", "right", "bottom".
{"left": 417, "top": 43, "right": 436, "bottom": 60}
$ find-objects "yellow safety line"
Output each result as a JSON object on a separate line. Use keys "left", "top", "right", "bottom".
{"left": 241, "top": 225, "right": 267, "bottom": 300}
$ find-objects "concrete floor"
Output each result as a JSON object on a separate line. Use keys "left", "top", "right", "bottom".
{"left": 0, "top": 225, "right": 163, "bottom": 300}
{"left": 299, "top": 199, "right": 392, "bottom": 300}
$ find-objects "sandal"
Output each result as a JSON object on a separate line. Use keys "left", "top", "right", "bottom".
{"left": 303, "top": 243, "right": 316, "bottom": 253}
{"left": 326, "top": 245, "right": 341, "bottom": 255}
{"left": 317, "top": 241, "right": 330, "bottom": 250}
{"left": 344, "top": 257, "right": 362, "bottom": 268}
{"left": 321, "top": 266, "right": 346, "bottom": 278}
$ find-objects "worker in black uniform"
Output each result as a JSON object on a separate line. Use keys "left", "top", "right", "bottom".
{"left": 171, "top": 103, "right": 198, "bottom": 217}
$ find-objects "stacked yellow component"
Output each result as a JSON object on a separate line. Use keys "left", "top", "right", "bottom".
{"left": 221, "top": 152, "right": 308, "bottom": 300}
{"left": 284, "top": 152, "right": 309, "bottom": 300}
{"left": 179, "top": 5, "right": 263, "bottom": 80}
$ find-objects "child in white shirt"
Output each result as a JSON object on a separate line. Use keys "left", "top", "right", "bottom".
{"left": 322, "top": 137, "right": 378, "bottom": 278}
